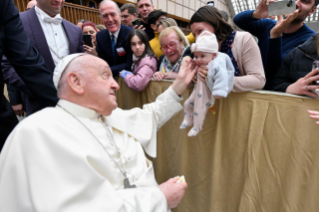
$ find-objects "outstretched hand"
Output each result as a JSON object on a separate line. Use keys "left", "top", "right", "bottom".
{"left": 172, "top": 57, "right": 197, "bottom": 95}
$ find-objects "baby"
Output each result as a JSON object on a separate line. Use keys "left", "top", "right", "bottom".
{"left": 180, "top": 31, "right": 234, "bottom": 137}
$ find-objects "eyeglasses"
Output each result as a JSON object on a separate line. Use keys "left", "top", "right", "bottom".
{"left": 100, "top": 12, "right": 118, "bottom": 19}
{"left": 160, "top": 42, "right": 179, "bottom": 52}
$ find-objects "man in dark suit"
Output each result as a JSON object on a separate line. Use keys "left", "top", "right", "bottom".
{"left": 0, "top": 0, "right": 58, "bottom": 149}
{"left": 2, "top": 0, "right": 83, "bottom": 115}
{"left": 96, "top": 0, "right": 132, "bottom": 76}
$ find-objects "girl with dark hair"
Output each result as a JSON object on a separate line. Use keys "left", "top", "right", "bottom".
{"left": 120, "top": 29, "right": 157, "bottom": 92}
{"left": 272, "top": 33, "right": 319, "bottom": 98}
{"left": 188, "top": 6, "right": 265, "bottom": 92}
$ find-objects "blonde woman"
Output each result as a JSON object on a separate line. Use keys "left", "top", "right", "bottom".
{"left": 153, "top": 26, "right": 190, "bottom": 81}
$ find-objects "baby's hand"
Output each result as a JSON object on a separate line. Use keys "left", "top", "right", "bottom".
{"left": 214, "top": 95, "right": 223, "bottom": 99}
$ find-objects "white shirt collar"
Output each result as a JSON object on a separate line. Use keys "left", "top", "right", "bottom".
{"left": 35, "top": 5, "right": 62, "bottom": 23}
{"left": 57, "top": 99, "right": 100, "bottom": 119}
{"left": 109, "top": 27, "right": 120, "bottom": 39}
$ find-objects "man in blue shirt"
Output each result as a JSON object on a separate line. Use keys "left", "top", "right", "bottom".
{"left": 234, "top": 0, "right": 318, "bottom": 89}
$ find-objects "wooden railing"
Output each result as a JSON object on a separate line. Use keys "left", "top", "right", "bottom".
{"left": 61, "top": 3, "right": 102, "bottom": 25}
{"left": 14, "top": 1, "right": 191, "bottom": 35}
{"left": 14, "top": 1, "right": 102, "bottom": 25}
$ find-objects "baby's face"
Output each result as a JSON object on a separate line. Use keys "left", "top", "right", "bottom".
{"left": 193, "top": 52, "right": 216, "bottom": 66}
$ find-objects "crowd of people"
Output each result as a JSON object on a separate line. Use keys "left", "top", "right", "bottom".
{"left": 0, "top": 0, "right": 319, "bottom": 211}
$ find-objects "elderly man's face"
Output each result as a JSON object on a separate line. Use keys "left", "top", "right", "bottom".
{"left": 84, "top": 59, "right": 119, "bottom": 116}
{"left": 37, "top": 0, "right": 64, "bottom": 17}
{"left": 100, "top": 2, "right": 121, "bottom": 34}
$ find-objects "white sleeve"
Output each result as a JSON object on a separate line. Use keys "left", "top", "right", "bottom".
{"left": 0, "top": 114, "right": 169, "bottom": 212}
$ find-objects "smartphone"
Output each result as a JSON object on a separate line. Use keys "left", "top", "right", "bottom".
{"left": 132, "top": 19, "right": 142, "bottom": 27}
{"left": 207, "top": 1, "right": 214, "bottom": 6}
{"left": 83, "top": 34, "right": 92, "bottom": 47}
{"left": 268, "top": 0, "right": 296, "bottom": 16}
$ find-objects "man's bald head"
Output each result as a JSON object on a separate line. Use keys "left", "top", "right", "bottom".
{"left": 58, "top": 55, "right": 120, "bottom": 116}
{"left": 58, "top": 55, "right": 97, "bottom": 97}
{"left": 27, "top": 0, "right": 37, "bottom": 10}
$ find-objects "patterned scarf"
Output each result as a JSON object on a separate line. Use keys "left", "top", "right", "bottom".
{"left": 220, "top": 31, "right": 240, "bottom": 76}
{"left": 159, "top": 47, "right": 186, "bottom": 73}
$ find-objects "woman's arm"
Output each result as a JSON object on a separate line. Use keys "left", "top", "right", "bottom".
{"left": 232, "top": 33, "right": 266, "bottom": 92}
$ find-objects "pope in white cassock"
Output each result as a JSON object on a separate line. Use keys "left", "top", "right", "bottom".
{"left": 0, "top": 53, "right": 196, "bottom": 211}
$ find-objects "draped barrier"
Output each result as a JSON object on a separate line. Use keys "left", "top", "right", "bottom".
{"left": 116, "top": 77, "right": 319, "bottom": 212}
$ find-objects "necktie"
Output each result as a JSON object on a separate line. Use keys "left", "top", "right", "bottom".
{"left": 43, "top": 16, "right": 63, "bottom": 25}
{"left": 111, "top": 34, "right": 116, "bottom": 56}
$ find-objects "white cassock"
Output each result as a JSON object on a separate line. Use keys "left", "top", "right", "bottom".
{"left": 0, "top": 86, "right": 183, "bottom": 212}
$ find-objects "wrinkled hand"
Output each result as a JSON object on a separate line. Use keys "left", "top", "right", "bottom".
{"left": 172, "top": 57, "right": 197, "bottom": 95}
{"left": 153, "top": 72, "right": 165, "bottom": 81}
{"left": 253, "top": 0, "right": 276, "bottom": 19}
{"left": 286, "top": 68, "right": 319, "bottom": 98}
{"left": 12, "top": 104, "right": 24, "bottom": 116}
{"left": 158, "top": 177, "right": 188, "bottom": 209}
{"left": 84, "top": 44, "right": 97, "bottom": 56}
{"left": 308, "top": 110, "right": 319, "bottom": 125}
{"left": 164, "top": 71, "right": 178, "bottom": 80}
{"left": 270, "top": 11, "right": 299, "bottom": 38}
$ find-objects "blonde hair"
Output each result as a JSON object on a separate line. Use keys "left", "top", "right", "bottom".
{"left": 159, "top": 26, "right": 190, "bottom": 47}
{"left": 159, "top": 18, "right": 177, "bottom": 28}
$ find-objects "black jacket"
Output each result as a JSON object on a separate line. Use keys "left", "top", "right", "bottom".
{"left": 0, "top": 0, "right": 58, "bottom": 149}
{"left": 271, "top": 34, "right": 319, "bottom": 92}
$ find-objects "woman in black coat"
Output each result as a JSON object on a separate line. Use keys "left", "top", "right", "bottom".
{"left": 271, "top": 33, "right": 319, "bottom": 98}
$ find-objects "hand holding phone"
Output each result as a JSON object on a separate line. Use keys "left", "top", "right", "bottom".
{"left": 268, "top": 0, "right": 296, "bottom": 16}
{"left": 83, "top": 34, "right": 92, "bottom": 47}
{"left": 132, "top": 19, "right": 142, "bottom": 27}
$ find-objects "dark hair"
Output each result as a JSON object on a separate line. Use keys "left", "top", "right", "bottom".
{"left": 314, "top": 0, "right": 319, "bottom": 6}
{"left": 120, "top": 3, "right": 138, "bottom": 15}
{"left": 147, "top": 10, "right": 168, "bottom": 26}
{"left": 81, "top": 21, "right": 98, "bottom": 32}
{"left": 137, "top": 0, "right": 153, "bottom": 4}
{"left": 128, "top": 29, "right": 155, "bottom": 63}
{"left": 190, "top": 6, "right": 232, "bottom": 42}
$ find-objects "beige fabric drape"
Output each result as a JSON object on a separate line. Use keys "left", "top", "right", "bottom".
{"left": 116, "top": 77, "right": 319, "bottom": 212}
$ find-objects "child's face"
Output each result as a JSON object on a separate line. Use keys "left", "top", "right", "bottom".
{"left": 194, "top": 52, "right": 217, "bottom": 66}
{"left": 130, "top": 35, "right": 145, "bottom": 57}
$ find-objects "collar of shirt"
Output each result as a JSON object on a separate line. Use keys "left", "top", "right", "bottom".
{"left": 109, "top": 27, "right": 120, "bottom": 41}
{"left": 35, "top": 5, "right": 63, "bottom": 25}
{"left": 57, "top": 99, "right": 100, "bottom": 119}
